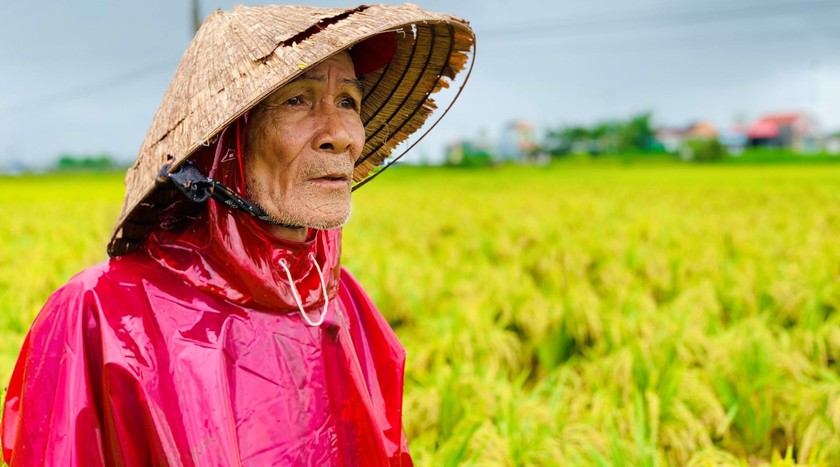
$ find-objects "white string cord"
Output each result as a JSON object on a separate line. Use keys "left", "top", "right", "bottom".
{"left": 278, "top": 252, "right": 330, "bottom": 327}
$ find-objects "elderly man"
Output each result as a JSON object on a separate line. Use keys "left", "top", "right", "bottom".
{"left": 1, "top": 5, "right": 473, "bottom": 466}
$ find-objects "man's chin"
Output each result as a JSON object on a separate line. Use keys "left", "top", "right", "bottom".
{"left": 304, "top": 212, "right": 351, "bottom": 231}
{"left": 267, "top": 205, "right": 351, "bottom": 231}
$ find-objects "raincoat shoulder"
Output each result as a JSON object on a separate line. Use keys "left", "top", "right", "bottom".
{"left": 2, "top": 260, "right": 120, "bottom": 465}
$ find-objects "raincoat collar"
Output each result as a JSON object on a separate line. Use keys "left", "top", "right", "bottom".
{"left": 143, "top": 204, "right": 342, "bottom": 312}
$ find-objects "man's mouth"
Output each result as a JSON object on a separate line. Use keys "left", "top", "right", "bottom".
{"left": 311, "top": 173, "right": 351, "bottom": 184}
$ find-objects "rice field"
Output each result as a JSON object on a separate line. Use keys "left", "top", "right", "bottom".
{"left": 1, "top": 162, "right": 839, "bottom": 465}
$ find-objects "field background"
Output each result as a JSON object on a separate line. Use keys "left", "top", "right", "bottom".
{"left": 1, "top": 163, "right": 839, "bottom": 465}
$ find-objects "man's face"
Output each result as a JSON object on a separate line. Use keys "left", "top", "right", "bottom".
{"left": 246, "top": 52, "right": 364, "bottom": 232}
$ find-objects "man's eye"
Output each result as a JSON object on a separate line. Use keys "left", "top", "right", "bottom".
{"left": 340, "top": 97, "right": 360, "bottom": 112}
{"left": 284, "top": 96, "right": 304, "bottom": 106}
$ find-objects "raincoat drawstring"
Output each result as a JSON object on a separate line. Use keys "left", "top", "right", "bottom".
{"left": 278, "top": 252, "right": 329, "bottom": 327}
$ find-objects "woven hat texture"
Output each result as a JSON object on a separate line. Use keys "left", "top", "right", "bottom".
{"left": 108, "top": 3, "right": 474, "bottom": 257}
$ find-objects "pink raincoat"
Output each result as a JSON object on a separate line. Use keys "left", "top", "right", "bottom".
{"left": 2, "top": 121, "right": 412, "bottom": 466}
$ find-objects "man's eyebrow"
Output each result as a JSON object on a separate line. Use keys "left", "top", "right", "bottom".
{"left": 292, "top": 74, "right": 326, "bottom": 84}
{"left": 342, "top": 78, "right": 364, "bottom": 95}
{"left": 291, "top": 74, "right": 363, "bottom": 94}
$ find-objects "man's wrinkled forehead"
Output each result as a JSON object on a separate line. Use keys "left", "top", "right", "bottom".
{"left": 291, "top": 52, "right": 364, "bottom": 95}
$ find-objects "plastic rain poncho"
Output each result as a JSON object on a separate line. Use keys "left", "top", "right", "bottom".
{"left": 2, "top": 121, "right": 412, "bottom": 466}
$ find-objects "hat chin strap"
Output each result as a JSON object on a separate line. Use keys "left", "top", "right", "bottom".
{"left": 157, "top": 159, "right": 303, "bottom": 230}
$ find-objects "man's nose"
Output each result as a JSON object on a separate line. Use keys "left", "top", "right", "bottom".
{"left": 313, "top": 106, "right": 355, "bottom": 154}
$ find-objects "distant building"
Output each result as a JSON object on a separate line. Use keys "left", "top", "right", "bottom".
{"left": 718, "top": 125, "right": 749, "bottom": 155}
{"left": 747, "top": 112, "right": 822, "bottom": 153}
{"left": 497, "top": 120, "right": 541, "bottom": 163}
{"left": 0, "top": 160, "right": 26, "bottom": 175}
{"left": 654, "top": 120, "right": 718, "bottom": 154}
{"left": 445, "top": 139, "right": 493, "bottom": 166}
{"left": 686, "top": 120, "right": 718, "bottom": 139}
{"left": 654, "top": 128, "right": 685, "bottom": 153}
{"left": 826, "top": 134, "right": 840, "bottom": 155}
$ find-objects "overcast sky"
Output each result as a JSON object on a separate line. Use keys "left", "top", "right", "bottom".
{"left": 1, "top": 0, "right": 838, "bottom": 168}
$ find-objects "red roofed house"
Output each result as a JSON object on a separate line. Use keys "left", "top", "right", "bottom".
{"left": 747, "top": 112, "right": 822, "bottom": 153}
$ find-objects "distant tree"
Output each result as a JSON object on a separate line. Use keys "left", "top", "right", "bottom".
{"left": 591, "top": 123, "right": 611, "bottom": 140}
{"left": 592, "top": 122, "right": 616, "bottom": 154}
{"left": 617, "top": 112, "right": 654, "bottom": 153}
{"left": 57, "top": 154, "right": 78, "bottom": 170}
{"left": 543, "top": 130, "right": 564, "bottom": 157}
{"left": 562, "top": 126, "right": 592, "bottom": 142}
{"left": 682, "top": 138, "right": 727, "bottom": 162}
{"left": 544, "top": 125, "right": 593, "bottom": 156}
{"left": 54, "top": 153, "right": 116, "bottom": 171}
{"left": 542, "top": 112, "right": 654, "bottom": 157}
{"left": 445, "top": 141, "right": 493, "bottom": 167}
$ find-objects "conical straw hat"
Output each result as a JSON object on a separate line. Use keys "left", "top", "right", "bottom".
{"left": 108, "top": 4, "right": 474, "bottom": 257}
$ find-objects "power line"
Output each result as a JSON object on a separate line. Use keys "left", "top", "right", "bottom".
{"left": 480, "top": 22, "right": 839, "bottom": 54}
{"left": 479, "top": 0, "right": 839, "bottom": 41}
{"left": 6, "top": 0, "right": 836, "bottom": 112}
{"left": 6, "top": 59, "right": 177, "bottom": 112}
{"left": 472, "top": 0, "right": 839, "bottom": 57}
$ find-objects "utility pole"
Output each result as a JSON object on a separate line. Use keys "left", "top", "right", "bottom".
{"left": 192, "top": 0, "right": 202, "bottom": 35}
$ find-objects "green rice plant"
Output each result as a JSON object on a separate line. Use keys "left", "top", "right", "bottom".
{"left": 3, "top": 163, "right": 840, "bottom": 465}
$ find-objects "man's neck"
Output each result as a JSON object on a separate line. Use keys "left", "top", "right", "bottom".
{"left": 265, "top": 224, "right": 309, "bottom": 242}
